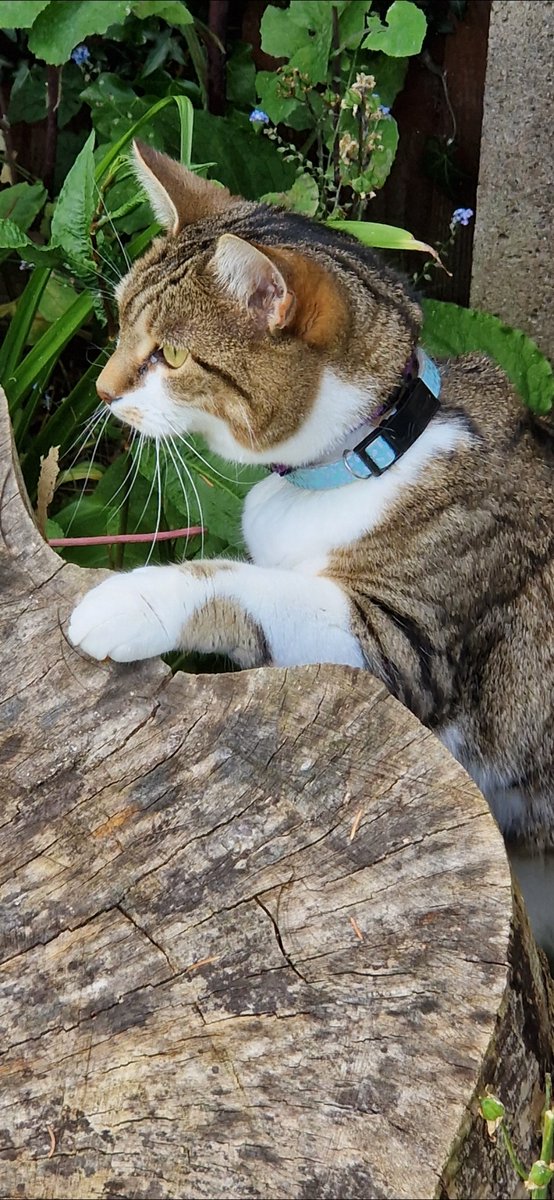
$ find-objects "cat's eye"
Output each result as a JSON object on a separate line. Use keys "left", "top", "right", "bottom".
{"left": 162, "top": 344, "right": 189, "bottom": 369}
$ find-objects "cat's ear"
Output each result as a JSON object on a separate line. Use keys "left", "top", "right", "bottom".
{"left": 132, "top": 140, "right": 234, "bottom": 234}
{"left": 212, "top": 234, "right": 296, "bottom": 331}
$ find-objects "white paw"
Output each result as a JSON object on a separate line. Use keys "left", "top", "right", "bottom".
{"left": 68, "top": 566, "right": 188, "bottom": 662}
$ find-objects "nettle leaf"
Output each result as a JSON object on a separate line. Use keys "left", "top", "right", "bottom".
{"left": 131, "top": 0, "right": 193, "bottom": 23}
{"left": 0, "top": 0, "right": 49, "bottom": 28}
{"left": 50, "top": 130, "right": 96, "bottom": 274}
{"left": 28, "top": 0, "right": 131, "bottom": 65}
{"left": 0, "top": 181, "right": 47, "bottom": 231}
{"left": 363, "top": 0, "right": 427, "bottom": 57}
{"left": 421, "top": 300, "right": 554, "bottom": 415}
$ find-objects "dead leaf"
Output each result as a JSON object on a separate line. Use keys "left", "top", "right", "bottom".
{"left": 35, "top": 446, "right": 60, "bottom": 537}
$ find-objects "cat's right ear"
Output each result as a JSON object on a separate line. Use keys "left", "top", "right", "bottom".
{"left": 132, "top": 140, "right": 234, "bottom": 234}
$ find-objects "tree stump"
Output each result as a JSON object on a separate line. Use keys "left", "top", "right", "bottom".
{"left": 0, "top": 386, "right": 552, "bottom": 1200}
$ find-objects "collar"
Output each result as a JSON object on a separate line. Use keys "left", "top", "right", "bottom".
{"left": 271, "top": 348, "right": 441, "bottom": 491}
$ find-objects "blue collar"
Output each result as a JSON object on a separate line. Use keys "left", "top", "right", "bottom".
{"left": 272, "top": 348, "right": 441, "bottom": 491}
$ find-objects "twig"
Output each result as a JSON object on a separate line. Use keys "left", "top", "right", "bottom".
{"left": 48, "top": 526, "right": 205, "bottom": 547}
{"left": 46, "top": 1125, "right": 56, "bottom": 1159}
{"left": 349, "top": 916, "right": 364, "bottom": 942}
{"left": 349, "top": 808, "right": 363, "bottom": 841}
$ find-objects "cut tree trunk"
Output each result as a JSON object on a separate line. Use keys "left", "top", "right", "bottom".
{"left": 0, "top": 385, "right": 552, "bottom": 1200}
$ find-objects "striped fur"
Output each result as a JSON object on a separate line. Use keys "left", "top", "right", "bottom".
{"left": 82, "top": 147, "right": 554, "bottom": 853}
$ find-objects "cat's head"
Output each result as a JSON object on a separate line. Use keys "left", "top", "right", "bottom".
{"left": 97, "top": 140, "right": 422, "bottom": 466}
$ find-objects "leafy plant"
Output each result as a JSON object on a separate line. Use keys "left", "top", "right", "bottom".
{"left": 255, "top": 0, "right": 427, "bottom": 218}
{"left": 479, "top": 1078, "right": 554, "bottom": 1199}
{"left": 422, "top": 300, "right": 554, "bottom": 415}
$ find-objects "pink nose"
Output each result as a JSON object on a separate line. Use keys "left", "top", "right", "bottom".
{"left": 97, "top": 385, "right": 117, "bottom": 406}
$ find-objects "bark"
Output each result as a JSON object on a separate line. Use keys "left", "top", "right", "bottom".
{"left": 0, "top": 386, "right": 552, "bottom": 1199}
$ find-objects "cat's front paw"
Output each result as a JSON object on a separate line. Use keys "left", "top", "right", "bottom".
{"left": 68, "top": 566, "right": 187, "bottom": 662}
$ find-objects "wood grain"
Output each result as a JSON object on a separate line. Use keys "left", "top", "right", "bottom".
{"left": 0, "top": 386, "right": 552, "bottom": 1199}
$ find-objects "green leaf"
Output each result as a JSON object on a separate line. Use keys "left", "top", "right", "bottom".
{"left": 255, "top": 70, "right": 308, "bottom": 128}
{"left": 0, "top": 0, "right": 49, "bottom": 28}
{"left": 327, "top": 218, "right": 442, "bottom": 258}
{"left": 260, "top": 0, "right": 333, "bottom": 84}
{"left": 261, "top": 173, "right": 319, "bottom": 215}
{"left": 192, "top": 112, "right": 295, "bottom": 198}
{"left": 260, "top": 5, "right": 307, "bottom": 60}
{"left": 50, "top": 130, "right": 96, "bottom": 273}
{"left": 0, "top": 265, "right": 50, "bottom": 384}
{"left": 338, "top": 1, "right": 373, "bottom": 49}
{"left": 421, "top": 300, "right": 554, "bottom": 415}
{"left": 28, "top": 0, "right": 131, "bottom": 65}
{"left": 226, "top": 42, "right": 256, "bottom": 109}
{"left": 131, "top": 0, "right": 192, "bottom": 23}
{"left": 7, "top": 63, "right": 47, "bottom": 124}
{"left": 9, "top": 291, "right": 94, "bottom": 423}
{"left": 362, "top": 0, "right": 427, "bottom": 57}
{"left": 0, "top": 181, "right": 47, "bottom": 231}
{"left": 174, "top": 93, "right": 194, "bottom": 165}
{"left": 367, "top": 51, "right": 408, "bottom": 107}
{"left": 0, "top": 218, "right": 35, "bottom": 250}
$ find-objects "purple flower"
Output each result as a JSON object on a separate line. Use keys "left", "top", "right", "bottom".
{"left": 451, "top": 207, "right": 474, "bottom": 227}
{"left": 71, "top": 45, "right": 90, "bottom": 66}
{"left": 249, "top": 109, "right": 270, "bottom": 124}
{"left": 379, "top": 105, "right": 391, "bottom": 116}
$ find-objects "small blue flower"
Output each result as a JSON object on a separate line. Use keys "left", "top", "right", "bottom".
{"left": 379, "top": 105, "right": 391, "bottom": 116}
{"left": 451, "top": 207, "right": 474, "bottom": 227}
{"left": 249, "top": 109, "right": 270, "bottom": 124}
{"left": 71, "top": 44, "right": 90, "bottom": 66}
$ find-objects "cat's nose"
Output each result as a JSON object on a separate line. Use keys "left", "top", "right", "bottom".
{"left": 97, "top": 385, "right": 118, "bottom": 406}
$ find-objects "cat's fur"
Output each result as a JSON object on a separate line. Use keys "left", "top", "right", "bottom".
{"left": 69, "top": 142, "right": 554, "bottom": 868}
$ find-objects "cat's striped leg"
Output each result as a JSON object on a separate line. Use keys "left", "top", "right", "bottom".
{"left": 68, "top": 561, "right": 365, "bottom": 669}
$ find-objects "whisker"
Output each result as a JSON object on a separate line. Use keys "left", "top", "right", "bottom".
{"left": 132, "top": 441, "right": 159, "bottom": 534}
{"left": 93, "top": 178, "right": 131, "bottom": 274}
{"left": 165, "top": 435, "right": 205, "bottom": 558}
{"left": 61, "top": 405, "right": 107, "bottom": 467}
{"left": 64, "top": 410, "right": 111, "bottom": 534}
{"left": 145, "top": 438, "right": 163, "bottom": 566}
{"left": 163, "top": 437, "right": 193, "bottom": 559}
{"left": 101, "top": 430, "right": 138, "bottom": 514}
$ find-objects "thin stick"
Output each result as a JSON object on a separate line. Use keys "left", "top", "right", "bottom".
{"left": 48, "top": 527, "right": 204, "bottom": 547}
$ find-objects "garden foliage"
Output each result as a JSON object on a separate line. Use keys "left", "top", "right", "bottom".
{"left": 0, "top": 0, "right": 551, "bottom": 576}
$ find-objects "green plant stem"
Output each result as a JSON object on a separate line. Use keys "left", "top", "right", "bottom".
{"left": 533, "top": 1081, "right": 554, "bottom": 1200}
{"left": 499, "top": 1122, "right": 529, "bottom": 1182}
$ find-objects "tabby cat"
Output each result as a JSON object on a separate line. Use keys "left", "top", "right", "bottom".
{"left": 69, "top": 142, "right": 554, "bottom": 947}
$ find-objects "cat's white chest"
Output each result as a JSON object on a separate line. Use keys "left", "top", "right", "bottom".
{"left": 242, "top": 472, "right": 382, "bottom": 572}
{"left": 242, "top": 420, "right": 467, "bottom": 573}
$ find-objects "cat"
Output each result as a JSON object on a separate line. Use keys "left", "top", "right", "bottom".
{"left": 68, "top": 141, "right": 554, "bottom": 949}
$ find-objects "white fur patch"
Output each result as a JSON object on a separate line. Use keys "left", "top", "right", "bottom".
{"left": 181, "top": 369, "right": 375, "bottom": 466}
{"left": 243, "top": 418, "right": 471, "bottom": 571}
{"left": 110, "top": 372, "right": 183, "bottom": 438}
{"left": 68, "top": 562, "right": 364, "bottom": 668}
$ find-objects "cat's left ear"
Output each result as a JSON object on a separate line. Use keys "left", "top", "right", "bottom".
{"left": 212, "top": 234, "right": 296, "bottom": 331}
{"left": 132, "top": 140, "right": 234, "bottom": 233}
